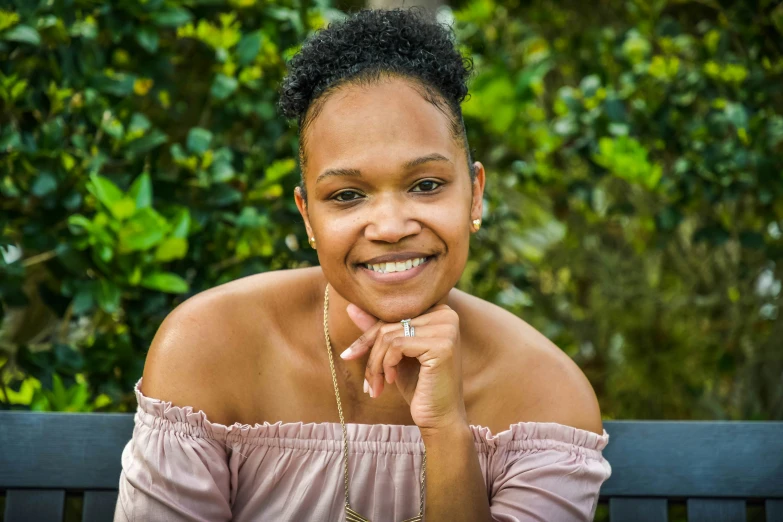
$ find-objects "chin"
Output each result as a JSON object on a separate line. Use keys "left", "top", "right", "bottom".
{"left": 362, "top": 293, "right": 443, "bottom": 323}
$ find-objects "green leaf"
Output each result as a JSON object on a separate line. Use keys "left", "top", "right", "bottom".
{"left": 54, "top": 343, "right": 84, "bottom": 372}
{"left": 136, "top": 26, "right": 159, "bottom": 53}
{"left": 129, "top": 172, "right": 152, "bottom": 209}
{"left": 206, "top": 184, "right": 242, "bottom": 207}
{"left": 125, "top": 129, "right": 168, "bottom": 158}
{"left": 118, "top": 207, "right": 169, "bottom": 252}
{"left": 93, "top": 74, "right": 135, "bottom": 96}
{"left": 88, "top": 174, "right": 124, "bottom": 209}
{"left": 0, "top": 128, "right": 21, "bottom": 151}
{"left": 140, "top": 272, "right": 189, "bottom": 293}
{"left": 110, "top": 197, "right": 136, "bottom": 220}
{"left": 170, "top": 208, "right": 191, "bottom": 238}
{"left": 237, "top": 31, "right": 262, "bottom": 66}
{"left": 67, "top": 215, "right": 93, "bottom": 234}
{"left": 187, "top": 127, "right": 213, "bottom": 154}
{"left": 151, "top": 8, "right": 193, "bottom": 28}
{"left": 31, "top": 171, "right": 57, "bottom": 197}
{"left": 154, "top": 237, "right": 188, "bottom": 261}
{"left": 2, "top": 25, "right": 41, "bottom": 45}
{"left": 210, "top": 74, "right": 238, "bottom": 100}
{"left": 96, "top": 279, "right": 121, "bottom": 313}
{"left": 72, "top": 286, "right": 95, "bottom": 315}
{"left": 128, "top": 113, "right": 152, "bottom": 135}
{"left": 264, "top": 158, "right": 297, "bottom": 182}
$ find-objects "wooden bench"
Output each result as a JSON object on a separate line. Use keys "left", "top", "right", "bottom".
{"left": 1, "top": 413, "right": 781, "bottom": 521}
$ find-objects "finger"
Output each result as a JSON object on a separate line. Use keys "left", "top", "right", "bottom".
{"left": 346, "top": 303, "right": 378, "bottom": 332}
{"left": 382, "top": 325, "right": 451, "bottom": 376}
{"left": 340, "top": 317, "right": 385, "bottom": 360}
{"left": 365, "top": 323, "right": 403, "bottom": 396}
{"left": 368, "top": 324, "right": 451, "bottom": 395}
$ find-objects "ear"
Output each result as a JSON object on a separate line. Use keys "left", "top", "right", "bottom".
{"left": 294, "top": 185, "right": 314, "bottom": 240}
{"left": 470, "top": 161, "right": 486, "bottom": 227}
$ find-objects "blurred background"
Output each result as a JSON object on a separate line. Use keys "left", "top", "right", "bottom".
{"left": 1, "top": 0, "right": 782, "bottom": 433}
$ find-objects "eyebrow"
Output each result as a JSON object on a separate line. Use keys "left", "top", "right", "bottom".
{"left": 315, "top": 153, "right": 451, "bottom": 184}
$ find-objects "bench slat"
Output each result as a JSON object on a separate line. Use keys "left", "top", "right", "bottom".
{"left": 609, "top": 498, "right": 667, "bottom": 522}
{"left": 0, "top": 412, "right": 134, "bottom": 489}
{"left": 767, "top": 500, "right": 783, "bottom": 522}
{"left": 601, "top": 421, "right": 783, "bottom": 498}
{"left": 687, "top": 499, "right": 746, "bottom": 522}
{"left": 4, "top": 489, "right": 65, "bottom": 522}
{"left": 83, "top": 490, "right": 119, "bottom": 522}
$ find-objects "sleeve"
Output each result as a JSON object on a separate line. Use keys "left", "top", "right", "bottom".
{"left": 486, "top": 424, "right": 612, "bottom": 522}
{"left": 113, "top": 380, "right": 234, "bottom": 522}
{"left": 113, "top": 419, "right": 233, "bottom": 522}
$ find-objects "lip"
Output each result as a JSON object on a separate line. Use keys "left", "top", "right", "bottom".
{"left": 359, "top": 251, "right": 432, "bottom": 265}
{"left": 358, "top": 256, "right": 434, "bottom": 283}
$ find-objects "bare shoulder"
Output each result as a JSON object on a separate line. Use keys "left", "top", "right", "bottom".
{"left": 454, "top": 290, "right": 604, "bottom": 436}
{"left": 141, "top": 266, "right": 321, "bottom": 425}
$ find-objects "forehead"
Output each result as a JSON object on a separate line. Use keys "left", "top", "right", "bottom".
{"left": 303, "top": 78, "right": 459, "bottom": 179}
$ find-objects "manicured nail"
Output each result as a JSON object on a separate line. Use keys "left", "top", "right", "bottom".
{"left": 340, "top": 346, "right": 353, "bottom": 359}
{"left": 363, "top": 378, "right": 369, "bottom": 395}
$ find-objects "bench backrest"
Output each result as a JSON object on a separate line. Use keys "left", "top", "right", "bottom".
{"left": 1, "top": 413, "right": 781, "bottom": 521}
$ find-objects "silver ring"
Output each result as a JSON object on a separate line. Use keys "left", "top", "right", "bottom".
{"left": 401, "top": 318, "right": 413, "bottom": 337}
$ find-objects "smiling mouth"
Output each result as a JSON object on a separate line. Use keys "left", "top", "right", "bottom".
{"left": 361, "top": 256, "right": 434, "bottom": 274}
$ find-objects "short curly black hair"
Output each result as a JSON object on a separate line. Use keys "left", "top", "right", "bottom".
{"left": 278, "top": 7, "right": 475, "bottom": 201}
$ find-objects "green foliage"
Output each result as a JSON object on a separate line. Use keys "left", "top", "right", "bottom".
{"left": 1, "top": 0, "right": 781, "bottom": 423}
{"left": 0, "top": 0, "right": 342, "bottom": 411}
{"left": 453, "top": 0, "right": 783, "bottom": 420}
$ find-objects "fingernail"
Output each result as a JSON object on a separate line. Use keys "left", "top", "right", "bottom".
{"left": 340, "top": 346, "right": 353, "bottom": 359}
{"left": 363, "top": 378, "right": 369, "bottom": 395}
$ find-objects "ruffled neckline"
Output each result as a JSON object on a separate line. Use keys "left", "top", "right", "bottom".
{"left": 133, "top": 377, "right": 609, "bottom": 456}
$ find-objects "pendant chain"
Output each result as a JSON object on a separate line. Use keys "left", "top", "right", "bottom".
{"left": 323, "top": 284, "right": 426, "bottom": 520}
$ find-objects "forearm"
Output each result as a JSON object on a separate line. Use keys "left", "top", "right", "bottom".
{"left": 421, "top": 423, "right": 492, "bottom": 521}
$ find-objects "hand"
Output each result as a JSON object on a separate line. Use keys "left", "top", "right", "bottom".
{"left": 340, "top": 303, "right": 467, "bottom": 432}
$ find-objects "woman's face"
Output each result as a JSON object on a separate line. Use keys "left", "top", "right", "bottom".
{"left": 295, "top": 77, "right": 485, "bottom": 322}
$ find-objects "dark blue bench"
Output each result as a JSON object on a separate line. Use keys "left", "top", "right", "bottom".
{"left": 1, "top": 413, "right": 781, "bottom": 521}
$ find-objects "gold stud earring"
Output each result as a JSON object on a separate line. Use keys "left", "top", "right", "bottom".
{"left": 308, "top": 236, "right": 316, "bottom": 249}
{"left": 472, "top": 219, "right": 481, "bottom": 231}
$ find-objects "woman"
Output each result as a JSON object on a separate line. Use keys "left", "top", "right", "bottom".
{"left": 115, "top": 8, "right": 611, "bottom": 522}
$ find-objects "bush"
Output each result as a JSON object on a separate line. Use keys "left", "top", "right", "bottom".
{"left": 452, "top": 0, "right": 783, "bottom": 420}
{"left": 0, "top": 0, "right": 342, "bottom": 411}
{"left": 1, "top": 0, "right": 781, "bottom": 420}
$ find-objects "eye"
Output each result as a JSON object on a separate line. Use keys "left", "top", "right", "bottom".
{"left": 411, "top": 179, "right": 442, "bottom": 192}
{"left": 332, "top": 190, "right": 363, "bottom": 202}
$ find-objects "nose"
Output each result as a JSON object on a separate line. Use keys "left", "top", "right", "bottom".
{"left": 364, "top": 194, "right": 421, "bottom": 243}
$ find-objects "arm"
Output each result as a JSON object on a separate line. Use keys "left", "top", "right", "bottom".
{"left": 420, "top": 329, "right": 609, "bottom": 522}
{"left": 422, "top": 423, "right": 492, "bottom": 521}
{"left": 115, "top": 292, "right": 238, "bottom": 521}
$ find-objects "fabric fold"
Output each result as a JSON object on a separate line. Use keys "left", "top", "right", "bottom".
{"left": 117, "top": 376, "right": 612, "bottom": 521}
{"left": 133, "top": 377, "right": 609, "bottom": 454}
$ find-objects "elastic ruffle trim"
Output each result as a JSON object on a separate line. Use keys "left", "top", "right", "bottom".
{"left": 133, "top": 377, "right": 609, "bottom": 458}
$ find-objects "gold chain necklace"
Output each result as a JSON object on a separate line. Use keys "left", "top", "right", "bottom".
{"left": 323, "top": 284, "right": 426, "bottom": 522}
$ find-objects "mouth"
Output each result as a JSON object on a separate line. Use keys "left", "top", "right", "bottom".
{"left": 356, "top": 255, "right": 436, "bottom": 282}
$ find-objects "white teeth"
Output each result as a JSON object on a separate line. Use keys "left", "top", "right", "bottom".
{"left": 364, "top": 257, "right": 428, "bottom": 274}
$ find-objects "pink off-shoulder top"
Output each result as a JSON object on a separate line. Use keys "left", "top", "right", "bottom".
{"left": 114, "top": 377, "right": 612, "bottom": 521}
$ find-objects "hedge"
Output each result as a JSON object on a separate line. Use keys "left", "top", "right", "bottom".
{"left": 1, "top": 0, "right": 782, "bottom": 421}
